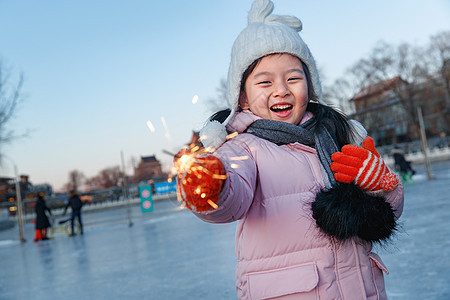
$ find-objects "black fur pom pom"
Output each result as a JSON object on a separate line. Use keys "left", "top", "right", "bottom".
{"left": 311, "top": 183, "right": 397, "bottom": 244}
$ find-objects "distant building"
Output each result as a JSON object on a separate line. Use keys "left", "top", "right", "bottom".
{"left": 349, "top": 75, "right": 450, "bottom": 146}
{"left": 133, "top": 155, "right": 165, "bottom": 183}
{"left": 0, "top": 177, "right": 14, "bottom": 203}
{"left": 0, "top": 175, "right": 53, "bottom": 215}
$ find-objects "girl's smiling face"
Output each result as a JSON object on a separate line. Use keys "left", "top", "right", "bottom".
{"left": 239, "top": 53, "right": 309, "bottom": 125}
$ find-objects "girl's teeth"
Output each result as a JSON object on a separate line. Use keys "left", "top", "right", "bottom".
{"left": 271, "top": 105, "right": 292, "bottom": 111}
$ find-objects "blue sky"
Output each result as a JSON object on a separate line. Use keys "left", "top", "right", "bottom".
{"left": 1, "top": 0, "right": 449, "bottom": 191}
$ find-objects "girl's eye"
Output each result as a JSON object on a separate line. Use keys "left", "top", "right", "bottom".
{"left": 288, "top": 77, "right": 302, "bottom": 82}
{"left": 257, "top": 81, "right": 271, "bottom": 85}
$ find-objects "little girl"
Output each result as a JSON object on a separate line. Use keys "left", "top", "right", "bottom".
{"left": 176, "top": 0, "right": 404, "bottom": 299}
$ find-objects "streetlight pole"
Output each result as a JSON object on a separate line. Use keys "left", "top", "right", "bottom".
{"left": 14, "top": 165, "right": 26, "bottom": 242}
{"left": 2, "top": 155, "right": 26, "bottom": 242}
{"left": 121, "top": 151, "right": 133, "bottom": 227}
{"left": 417, "top": 106, "right": 432, "bottom": 180}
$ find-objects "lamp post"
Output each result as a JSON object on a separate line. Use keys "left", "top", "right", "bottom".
{"left": 417, "top": 106, "right": 432, "bottom": 180}
{"left": 121, "top": 151, "right": 133, "bottom": 227}
{"left": 13, "top": 165, "right": 26, "bottom": 242}
{"left": 2, "top": 156, "right": 26, "bottom": 242}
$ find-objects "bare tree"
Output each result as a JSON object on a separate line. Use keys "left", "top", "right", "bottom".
{"left": 205, "top": 78, "right": 229, "bottom": 114}
{"left": 85, "top": 166, "right": 123, "bottom": 190}
{"left": 366, "top": 37, "right": 450, "bottom": 136}
{"left": 323, "top": 77, "right": 356, "bottom": 114}
{"left": 128, "top": 155, "right": 138, "bottom": 176}
{"left": 417, "top": 30, "right": 450, "bottom": 135}
{"left": 326, "top": 39, "right": 440, "bottom": 140}
{"left": 420, "top": 31, "right": 450, "bottom": 106}
{"left": 0, "top": 60, "right": 25, "bottom": 159}
{"left": 64, "top": 170, "right": 85, "bottom": 192}
{"left": 322, "top": 42, "right": 400, "bottom": 115}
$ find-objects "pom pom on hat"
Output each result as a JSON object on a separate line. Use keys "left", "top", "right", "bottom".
{"left": 200, "top": 120, "right": 228, "bottom": 151}
{"left": 248, "top": 0, "right": 302, "bottom": 31}
{"left": 223, "top": 0, "right": 326, "bottom": 126}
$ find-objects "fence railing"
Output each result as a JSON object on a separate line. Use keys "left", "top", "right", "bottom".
{"left": 0, "top": 192, "right": 178, "bottom": 223}
{"left": 382, "top": 145, "right": 450, "bottom": 167}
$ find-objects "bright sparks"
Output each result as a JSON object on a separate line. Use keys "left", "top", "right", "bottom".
{"left": 146, "top": 120, "right": 155, "bottom": 132}
{"left": 207, "top": 200, "right": 218, "bottom": 209}
{"left": 230, "top": 156, "right": 248, "bottom": 161}
{"left": 161, "top": 116, "right": 171, "bottom": 140}
{"left": 192, "top": 95, "right": 199, "bottom": 104}
{"left": 226, "top": 132, "right": 239, "bottom": 139}
{"left": 179, "top": 155, "right": 190, "bottom": 164}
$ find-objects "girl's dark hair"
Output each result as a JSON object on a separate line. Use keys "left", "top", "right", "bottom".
{"left": 300, "top": 61, "right": 318, "bottom": 101}
{"left": 209, "top": 109, "right": 232, "bottom": 123}
{"left": 306, "top": 102, "right": 352, "bottom": 148}
{"left": 208, "top": 108, "right": 233, "bottom": 134}
{"left": 240, "top": 58, "right": 260, "bottom": 92}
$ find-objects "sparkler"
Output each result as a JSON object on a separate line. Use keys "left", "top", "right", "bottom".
{"left": 174, "top": 143, "right": 227, "bottom": 212}
{"left": 172, "top": 130, "right": 248, "bottom": 212}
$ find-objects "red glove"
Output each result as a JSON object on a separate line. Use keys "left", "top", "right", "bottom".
{"left": 331, "top": 137, "right": 399, "bottom": 192}
{"left": 175, "top": 151, "right": 226, "bottom": 212}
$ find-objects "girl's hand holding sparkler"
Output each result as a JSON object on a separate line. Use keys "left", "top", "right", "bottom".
{"left": 174, "top": 149, "right": 227, "bottom": 212}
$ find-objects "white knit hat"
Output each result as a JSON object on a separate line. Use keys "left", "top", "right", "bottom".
{"left": 200, "top": 0, "right": 326, "bottom": 150}
{"left": 224, "top": 0, "right": 325, "bottom": 125}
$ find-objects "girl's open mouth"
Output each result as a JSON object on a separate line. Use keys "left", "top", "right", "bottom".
{"left": 270, "top": 104, "right": 293, "bottom": 118}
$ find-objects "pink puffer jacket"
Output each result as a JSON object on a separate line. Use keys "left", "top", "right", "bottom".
{"left": 196, "top": 111, "right": 404, "bottom": 300}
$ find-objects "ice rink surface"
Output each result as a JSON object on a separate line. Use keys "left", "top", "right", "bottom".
{"left": 1, "top": 161, "right": 449, "bottom": 299}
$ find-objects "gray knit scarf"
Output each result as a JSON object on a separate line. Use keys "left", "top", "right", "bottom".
{"left": 246, "top": 118, "right": 339, "bottom": 187}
